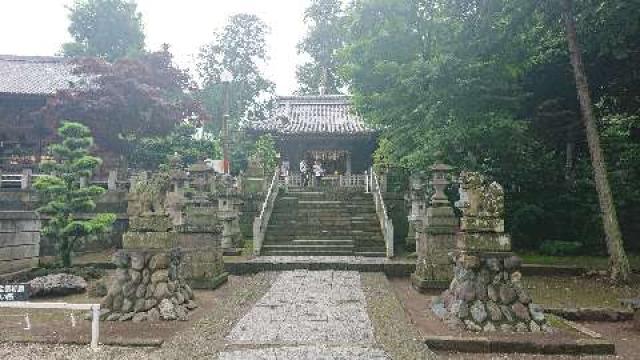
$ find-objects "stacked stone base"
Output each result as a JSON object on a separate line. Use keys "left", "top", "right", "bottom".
{"left": 100, "top": 249, "right": 197, "bottom": 322}
{"left": 432, "top": 252, "right": 550, "bottom": 333}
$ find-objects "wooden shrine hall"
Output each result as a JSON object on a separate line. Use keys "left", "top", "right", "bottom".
{"left": 248, "top": 95, "right": 378, "bottom": 176}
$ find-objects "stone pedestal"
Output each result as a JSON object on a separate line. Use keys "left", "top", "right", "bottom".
{"left": 102, "top": 214, "right": 197, "bottom": 322}
{"left": 412, "top": 207, "right": 458, "bottom": 290}
{"left": 243, "top": 156, "right": 267, "bottom": 194}
{"left": 176, "top": 206, "right": 228, "bottom": 290}
{"left": 432, "top": 172, "right": 549, "bottom": 333}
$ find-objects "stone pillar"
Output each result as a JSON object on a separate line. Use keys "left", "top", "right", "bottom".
{"left": 346, "top": 152, "right": 352, "bottom": 175}
{"left": 405, "top": 173, "right": 425, "bottom": 251}
{"left": 107, "top": 169, "right": 118, "bottom": 191}
{"left": 412, "top": 164, "right": 458, "bottom": 291}
{"left": 21, "top": 168, "right": 32, "bottom": 190}
{"left": 218, "top": 175, "right": 242, "bottom": 253}
{"left": 79, "top": 176, "right": 88, "bottom": 188}
{"left": 432, "top": 172, "right": 549, "bottom": 333}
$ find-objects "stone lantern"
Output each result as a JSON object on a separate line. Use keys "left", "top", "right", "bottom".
{"left": 411, "top": 163, "right": 458, "bottom": 291}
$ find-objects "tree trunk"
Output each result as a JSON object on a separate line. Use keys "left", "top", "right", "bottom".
{"left": 561, "top": 0, "right": 630, "bottom": 282}
{"left": 565, "top": 125, "right": 575, "bottom": 183}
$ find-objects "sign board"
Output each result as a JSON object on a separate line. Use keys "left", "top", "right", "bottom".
{"left": 0, "top": 284, "right": 29, "bottom": 301}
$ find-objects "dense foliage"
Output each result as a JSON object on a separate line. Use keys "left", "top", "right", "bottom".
{"left": 40, "top": 49, "right": 204, "bottom": 167}
{"left": 198, "top": 14, "right": 276, "bottom": 174}
{"left": 250, "top": 134, "right": 278, "bottom": 174}
{"left": 62, "top": 0, "right": 145, "bottom": 61}
{"left": 34, "top": 122, "right": 116, "bottom": 267}
{"left": 338, "top": 0, "right": 640, "bottom": 258}
{"left": 126, "top": 123, "right": 222, "bottom": 170}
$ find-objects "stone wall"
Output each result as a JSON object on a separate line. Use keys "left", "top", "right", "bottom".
{"left": 0, "top": 189, "right": 128, "bottom": 256}
{"left": 0, "top": 211, "right": 40, "bottom": 275}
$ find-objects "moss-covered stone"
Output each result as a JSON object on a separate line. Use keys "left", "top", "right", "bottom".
{"left": 129, "top": 215, "right": 172, "bottom": 232}
{"left": 123, "top": 232, "right": 178, "bottom": 250}
{"left": 457, "top": 232, "right": 512, "bottom": 252}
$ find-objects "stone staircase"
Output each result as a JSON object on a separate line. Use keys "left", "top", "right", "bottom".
{"left": 261, "top": 191, "right": 387, "bottom": 257}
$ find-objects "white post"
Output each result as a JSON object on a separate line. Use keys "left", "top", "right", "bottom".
{"left": 91, "top": 304, "right": 100, "bottom": 350}
{"left": 386, "top": 223, "right": 394, "bottom": 258}
{"left": 253, "top": 217, "right": 262, "bottom": 256}
{"left": 365, "top": 170, "right": 369, "bottom": 193}
{"left": 107, "top": 170, "right": 118, "bottom": 191}
{"left": 21, "top": 168, "right": 32, "bottom": 190}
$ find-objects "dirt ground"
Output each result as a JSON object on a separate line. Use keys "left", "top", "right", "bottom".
{"left": 524, "top": 275, "right": 640, "bottom": 310}
{"left": 389, "top": 277, "right": 640, "bottom": 360}
{"left": 0, "top": 275, "right": 243, "bottom": 346}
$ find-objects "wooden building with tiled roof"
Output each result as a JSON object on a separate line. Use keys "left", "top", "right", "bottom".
{"left": 248, "top": 95, "right": 378, "bottom": 175}
{"left": 0, "top": 55, "right": 81, "bottom": 169}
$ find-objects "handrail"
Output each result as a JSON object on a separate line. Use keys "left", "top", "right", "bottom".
{"left": 252, "top": 168, "right": 280, "bottom": 255}
{"left": 372, "top": 169, "right": 394, "bottom": 258}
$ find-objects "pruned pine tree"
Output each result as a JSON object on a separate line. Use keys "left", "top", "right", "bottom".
{"left": 35, "top": 122, "right": 116, "bottom": 267}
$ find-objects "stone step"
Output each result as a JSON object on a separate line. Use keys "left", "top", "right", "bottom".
{"left": 354, "top": 251, "right": 387, "bottom": 257}
{"left": 291, "top": 239, "right": 354, "bottom": 245}
{"left": 266, "top": 228, "right": 382, "bottom": 234}
{"left": 262, "top": 244, "right": 355, "bottom": 251}
{"left": 261, "top": 249, "right": 356, "bottom": 256}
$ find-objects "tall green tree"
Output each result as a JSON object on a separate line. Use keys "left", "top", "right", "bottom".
{"left": 62, "top": 0, "right": 145, "bottom": 61}
{"left": 296, "top": 0, "right": 347, "bottom": 95}
{"left": 560, "top": 0, "right": 630, "bottom": 282}
{"left": 340, "top": 0, "right": 640, "bottom": 274}
{"left": 198, "top": 13, "right": 275, "bottom": 129}
{"left": 34, "top": 122, "right": 116, "bottom": 267}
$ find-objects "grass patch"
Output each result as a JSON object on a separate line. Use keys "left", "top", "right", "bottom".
{"left": 518, "top": 252, "right": 640, "bottom": 271}
{"left": 545, "top": 314, "right": 576, "bottom": 333}
{"left": 524, "top": 275, "right": 640, "bottom": 310}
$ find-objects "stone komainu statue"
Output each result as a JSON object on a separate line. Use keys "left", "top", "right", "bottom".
{"left": 457, "top": 171, "right": 505, "bottom": 234}
{"left": 127, "top": 172, "right": 171, "bottom": 217}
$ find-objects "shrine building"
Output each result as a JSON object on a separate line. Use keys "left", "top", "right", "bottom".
{"left": 248, "top": 95, "right": 378, "bottom": 175}
{"left": 0, "top": 55, "right": 81, "bottom": 170}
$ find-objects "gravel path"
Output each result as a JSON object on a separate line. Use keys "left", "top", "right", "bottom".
{"left": 361, "top": 272, "right": 437, "bottom": 360}
{"left": 0, "top": 273, "right": 275, "bottom": 360}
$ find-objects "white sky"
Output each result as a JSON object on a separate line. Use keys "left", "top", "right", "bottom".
{"left": 0, "top": 0, "right": 310, "bottom": 95}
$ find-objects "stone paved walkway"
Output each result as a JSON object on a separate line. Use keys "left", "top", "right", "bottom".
{"left": 220, "top": 270, "right": 390, "bottom": 359}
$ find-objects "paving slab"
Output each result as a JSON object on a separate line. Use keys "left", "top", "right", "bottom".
{"left": 221, "top": 270, "right": 390, "bottom": 359}
{"left": 219, "top": 345, "right": 389, "bottom": 360}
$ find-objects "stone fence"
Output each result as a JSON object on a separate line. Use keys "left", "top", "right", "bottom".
{"left": 0, "top": 169, "right": 126, "bottom": 192}
{"left": 0, "top": 211, "right": 40, "bottom": 275}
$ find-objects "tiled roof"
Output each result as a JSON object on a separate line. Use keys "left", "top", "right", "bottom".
{"left": 250, "top": 95, "right": 376, "bottom": 136}
{"left": 0, "top": 55, "right": 81, "bottom": 96}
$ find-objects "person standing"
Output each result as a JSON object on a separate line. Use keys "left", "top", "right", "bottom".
{"left": 313, "top": 160, "right": 324, "bottom": 188}
{"left": 300, "top": 159, "right": 309, "bottom": 186}
{"left": 281, "top": 158, "right": 290, "bottom": 185}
